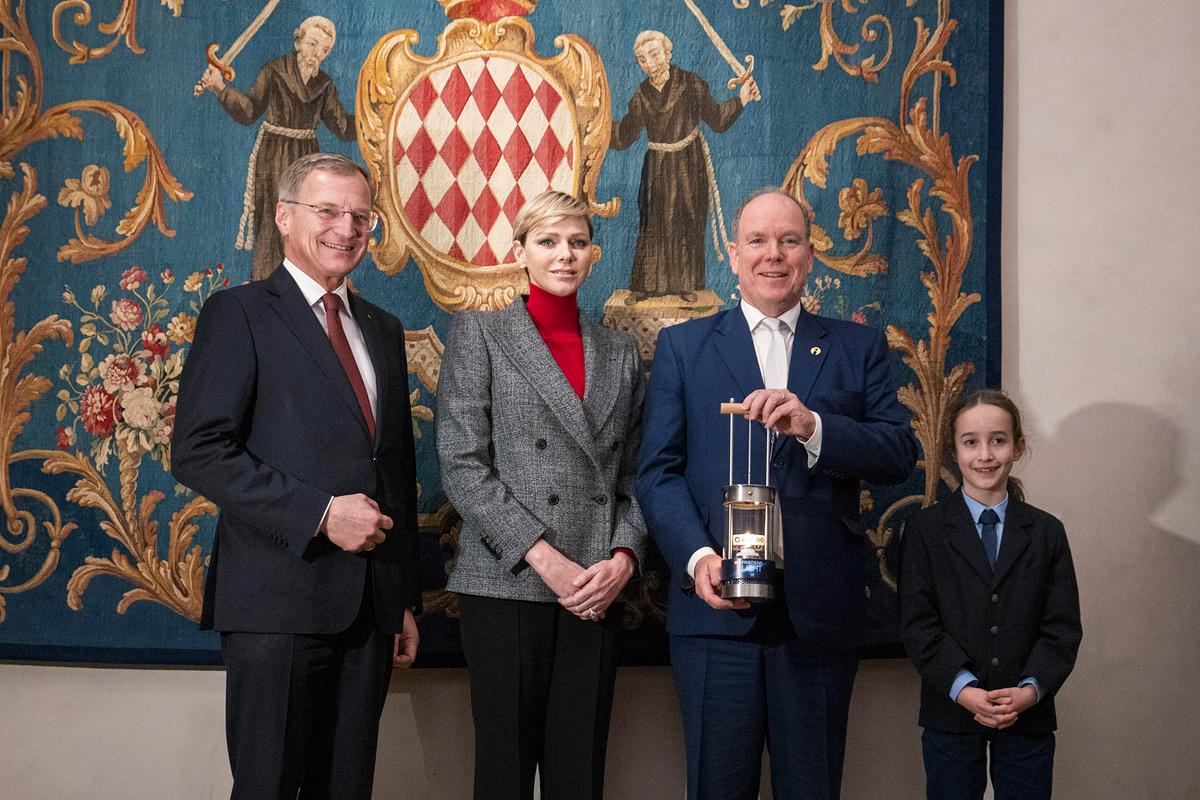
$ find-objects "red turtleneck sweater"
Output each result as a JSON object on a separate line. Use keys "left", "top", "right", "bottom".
{"left": 526, "top": 282, "right": 585, "bottom": 398}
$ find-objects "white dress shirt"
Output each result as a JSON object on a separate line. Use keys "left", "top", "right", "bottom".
{"left": 685, "top": 299, "right": 825, "bottom": 578}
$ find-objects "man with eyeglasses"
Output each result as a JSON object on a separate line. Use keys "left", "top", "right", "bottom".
{"left": 173, "top": 152, "right": 421, "bottom": 800}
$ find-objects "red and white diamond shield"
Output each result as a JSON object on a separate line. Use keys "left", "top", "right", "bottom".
{"left": 391, "top": 56, "right": 577, "bottom": 267}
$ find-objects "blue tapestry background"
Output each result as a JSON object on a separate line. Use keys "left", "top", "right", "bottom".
{"left": 0, "top": 0, "right": 1001, "bottom": 665}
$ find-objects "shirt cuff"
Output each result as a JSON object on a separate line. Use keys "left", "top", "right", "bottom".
{"left": 315, "top": 496, "right": 334, "bottom": 538}
{"left": 794, "top": 411, "right": 822, "bottom": 468}
{"left": 1019, "top": 677, "right": 1042, "bottom": 703}
{"left": 686, "top": 546, "right": 719, "bottom": 579}
{"left": 950, "top": 668, "right": 979, "bottom": 702}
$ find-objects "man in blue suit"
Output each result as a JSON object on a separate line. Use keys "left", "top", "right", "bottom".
{"left": 637, "top": 189, "right": 917, "bottom": 799}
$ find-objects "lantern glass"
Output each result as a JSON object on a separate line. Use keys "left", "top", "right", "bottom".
{"left": 726, "top": 501, "right": 770, "bottom": 559}
{"left": 722, "top": 484, "right": 776, "bottom": 563}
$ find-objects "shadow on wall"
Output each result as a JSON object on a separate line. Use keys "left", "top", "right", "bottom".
{"left": 1030, "top": 402, "right": 1200, "bottom": 799}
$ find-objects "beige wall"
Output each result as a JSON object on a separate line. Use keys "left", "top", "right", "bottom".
{"left": 996, "top": 3, "right": 1200, "bottom": 798}
{"left": 3, "top": 2, "right": 1199, "bottom": 798}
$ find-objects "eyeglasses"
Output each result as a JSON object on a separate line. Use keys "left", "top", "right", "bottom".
{"left": 282, "top": 200, "right": 379, "bottom": 233}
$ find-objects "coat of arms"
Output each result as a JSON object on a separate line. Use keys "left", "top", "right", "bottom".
{"left": 358, "top": 0, "right": 618, "bottom": 312}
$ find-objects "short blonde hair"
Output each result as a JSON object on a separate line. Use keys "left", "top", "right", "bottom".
{"left": 511, "top": 191, "right": 592, "bottom": 245}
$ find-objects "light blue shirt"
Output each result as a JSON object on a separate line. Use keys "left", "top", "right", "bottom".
{"left": 950, "top": 492, "right": 1042, "bottom": 704}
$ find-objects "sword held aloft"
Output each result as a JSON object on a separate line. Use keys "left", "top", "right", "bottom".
{"left": 193, "top": 0, "right": 283, "bottom": 97}
{"left": 683, "top": 0, "right": 762, "bottom": 96}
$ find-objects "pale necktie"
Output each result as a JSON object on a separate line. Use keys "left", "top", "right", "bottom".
{"left": 760, "top": 317, "right": 790, "bottom": 389}
{"left": 759, "top": 317, "right": 789, "bottom": 563}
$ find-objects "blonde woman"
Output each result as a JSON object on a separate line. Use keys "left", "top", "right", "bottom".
{"left": 436, "top": 191, "right": 646, "bottom": 799}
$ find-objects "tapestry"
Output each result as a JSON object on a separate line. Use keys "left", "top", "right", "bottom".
{"left": 0, "top": 0, "right": 1001, "bottom": 665}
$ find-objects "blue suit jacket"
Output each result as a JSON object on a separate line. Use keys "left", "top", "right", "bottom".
{"left": 636, "top": 306, "right": 917, "bottom": 649}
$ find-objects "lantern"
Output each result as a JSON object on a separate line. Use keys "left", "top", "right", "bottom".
{"left": 719, "top": 401, "right": 778, "bottom": 601}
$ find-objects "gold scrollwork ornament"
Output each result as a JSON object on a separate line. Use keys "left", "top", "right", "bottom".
{"left": 774, "top": 1, "right": 978, "bottom": 593}
{"left": 50, "top": 0, "right": 186, "bottom": 64}
{"left": 1, "top": 1, "right": 192, "bottom": 263}
{"left": 0, "top": 165, "right": 77, "bottom": 623}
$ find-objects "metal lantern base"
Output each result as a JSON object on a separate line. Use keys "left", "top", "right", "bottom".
{"left": 720, "top": 557, "right": 776, "bottom": 602}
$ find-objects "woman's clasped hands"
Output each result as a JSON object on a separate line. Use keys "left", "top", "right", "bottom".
{"left": 525, "top": 539, "right": 634, "bottom": 621}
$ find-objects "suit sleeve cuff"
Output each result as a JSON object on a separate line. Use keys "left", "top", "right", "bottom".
{"left": 611, "top": 547, "right": 639, "bottom": 572}
{"left": 950, "top": 669, "right": 979, "bottom": 702}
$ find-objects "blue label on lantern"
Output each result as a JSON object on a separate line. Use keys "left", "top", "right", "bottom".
{"left": 721, "top": 558, "right": 776, "bottom": 583}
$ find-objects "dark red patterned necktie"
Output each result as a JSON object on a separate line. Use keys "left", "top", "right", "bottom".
{"left": 320, "top": 293, "right": 375, "bottom": 440}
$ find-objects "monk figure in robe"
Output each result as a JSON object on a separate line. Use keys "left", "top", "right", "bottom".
{"left": 200, "top": 16, "right": 356, "bottom": 281}
{"left": 610, "top": 30, "right": 759, "bottom": 303}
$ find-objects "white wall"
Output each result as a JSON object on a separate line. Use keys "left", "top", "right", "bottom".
{"left": 4, "top": 3, "right": 1199, "bottom": 798}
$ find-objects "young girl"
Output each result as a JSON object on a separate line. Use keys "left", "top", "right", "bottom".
{"left": 899, "top": 389, "right": 1082, "bottom": 800}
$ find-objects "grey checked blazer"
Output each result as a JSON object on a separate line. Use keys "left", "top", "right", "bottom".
{"left": 436, "top": 297, "right": 648, "bottom": 603}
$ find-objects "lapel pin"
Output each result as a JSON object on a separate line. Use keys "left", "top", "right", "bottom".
{"left": 810, "top": 346, "right": 822, "bottom": 356}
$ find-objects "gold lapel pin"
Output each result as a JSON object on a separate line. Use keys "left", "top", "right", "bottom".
{"left": 810, "top": 345, "right": 822, "bottom": 356}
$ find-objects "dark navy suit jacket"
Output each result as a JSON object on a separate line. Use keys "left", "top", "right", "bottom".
{"left": 899, "top": 491, "right": 1082, "bottom": 735}
{"left": 172, "top": 267, "right": 421, "bottom": 635}
{"left": 637, "top": 306, "right": 917, "bottom": 649}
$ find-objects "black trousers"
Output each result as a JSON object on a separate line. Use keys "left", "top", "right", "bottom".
{"left": 458, "top": 594, "right": 623, "bottom": 800}
{"left": 220, "top": 578, "right": 393, "bottom": 800}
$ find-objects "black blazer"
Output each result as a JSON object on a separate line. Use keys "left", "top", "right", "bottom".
{"left": 172, "top": 267, "right": 420, "bottom": 635}
{"left": 899, "top": 491, "right": 1082, "bottom": 735}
